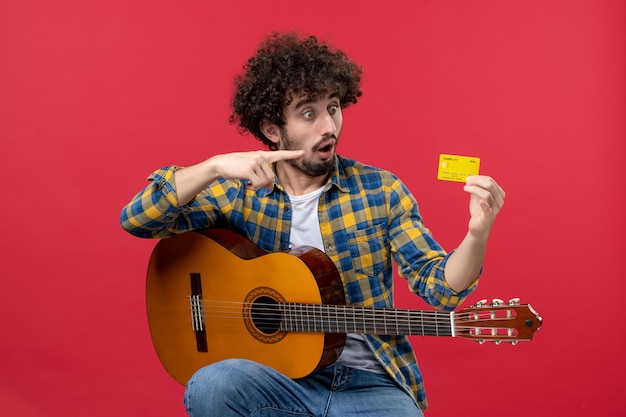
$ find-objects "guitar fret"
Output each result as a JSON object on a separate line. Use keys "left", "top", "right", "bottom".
{"left": 335, "top": 305, "right": 341, "bottom": 333}
{"left": 288, "top": 303, "right": 294, "bottom": 331}
{"left": 316, "top": 305, "right": 322, "bottom": 332}
{"left": 327, "top": 305, "right": 332, "bottom": 333}
{"left": 394, "top": 310, "right": 398, "bottom": 333}
{"left": 324, "top": 304, "right": 330, "bottom": 333}
{"left": 316, "top": 304, "right": 323, "bottom": 333}
{"left": 278, "top": 303, "right": 285, "bottom": 331}
{"left": 383, "top": 308, "right": 388, "bottom": 334}
{"left": 372, "top": 308, "right": 377, "bottom": 333}
{"left": 286, "top": 303, "right": 293, "bottom": 331}
{"left": 295, "top": 303, "right": 300, "bottom": 332}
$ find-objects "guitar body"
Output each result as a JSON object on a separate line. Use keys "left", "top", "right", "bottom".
{"left": 146, "top": 228, "right": 346, "bottom": 385}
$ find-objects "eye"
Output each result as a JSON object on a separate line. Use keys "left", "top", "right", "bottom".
{"left": 302, "top": 110, "right": 314, "bottom": 119}
{"left": 328, "top": 104, "right": 339, "bottom": 115}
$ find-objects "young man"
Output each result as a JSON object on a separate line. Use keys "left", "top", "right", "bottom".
{"left": 121, "top": 32, "right": 505, "bottom": 417}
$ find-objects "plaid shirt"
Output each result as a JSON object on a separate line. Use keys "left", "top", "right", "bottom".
{"left": 121, "top": 155, "right": 478, "bottom": 410}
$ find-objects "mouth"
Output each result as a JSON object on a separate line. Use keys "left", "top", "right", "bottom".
{"left": 314, "top": 137, "right": 336, "bottom": 159}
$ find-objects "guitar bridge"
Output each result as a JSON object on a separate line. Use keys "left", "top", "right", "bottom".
{"left": 189, "top": 294, "right": 204, "bottom": 331}
{"left": 189, "top": 272, "right": 208, "bottom": 352}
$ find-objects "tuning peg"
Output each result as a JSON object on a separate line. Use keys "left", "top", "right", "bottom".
{"left": 476, "top": 340, "right": 485, "bottom": 344}
{"left": 508, "top": 298, "right": 520, "bottom": 305}
{"left": 473, "top": 299, "right": 488, "bottom": 307}
{"left": 509, "top": 340, "right": 519, "bottom": 346}
{"left": 491, "top": 298, "right": 504, "bottom": 306}
{"left": 493, "top": 340, "right": 502, "bottom": 345}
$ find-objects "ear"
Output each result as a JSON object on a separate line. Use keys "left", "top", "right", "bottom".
{"left": 260, "top": 120, "right": 281, "bottom": 145}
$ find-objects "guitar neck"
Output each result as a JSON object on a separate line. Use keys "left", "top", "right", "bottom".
{"left": 279, "top": 302, "right": 454, "bottom": 337}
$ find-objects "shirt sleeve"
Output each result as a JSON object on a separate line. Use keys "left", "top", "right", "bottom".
{"left": 387, "top": 174, "right": 479, "bottom": 311}
{"left": 120, "top": 165, "right": 225, "bottom": 238}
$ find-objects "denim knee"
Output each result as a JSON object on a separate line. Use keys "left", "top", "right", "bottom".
{"left": 187, "top": 359, "right": 251, "bottom": 395}
{"left": 184, "top": 359, "right": 254, "bottom": 415}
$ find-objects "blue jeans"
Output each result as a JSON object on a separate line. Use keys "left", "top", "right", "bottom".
{"left": 184, "top": 359, "right": 424, "bottom": 417}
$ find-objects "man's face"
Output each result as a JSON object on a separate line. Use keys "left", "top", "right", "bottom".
{"left": 278, "top": 92, "right": 343, "bottom": 177}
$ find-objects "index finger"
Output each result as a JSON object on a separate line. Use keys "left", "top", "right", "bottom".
{"left": 264, "top": 149, "right": 305, "bottom": 163}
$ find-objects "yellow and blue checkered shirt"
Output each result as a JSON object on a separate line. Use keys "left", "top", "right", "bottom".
{"left": 120, "top": 155, "right": 478, "bottom": 410}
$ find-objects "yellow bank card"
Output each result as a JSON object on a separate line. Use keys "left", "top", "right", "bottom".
{"left": 437, "top": 154, "right": 480, "bottom": 182}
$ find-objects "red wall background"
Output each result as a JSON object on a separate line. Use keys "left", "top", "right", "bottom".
{"left": 2, "top": 1, "right": 624, "bottom": 416}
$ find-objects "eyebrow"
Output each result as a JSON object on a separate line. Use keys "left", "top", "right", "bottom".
{"left": 293, "top": 92, "right": 340, "bottom": 110}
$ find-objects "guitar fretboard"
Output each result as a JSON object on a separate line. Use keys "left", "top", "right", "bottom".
{"left": 279, "top": 303, "right": 454, "bottom": 336}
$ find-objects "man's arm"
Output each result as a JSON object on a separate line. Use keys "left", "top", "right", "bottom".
{"left": 444, "top": 175, "right": 506, "bottom": 292}
{"left": 174, "top": 150, "right": 304, "bottom": 205}
{"left": 120, "top": 149, "right": 304, "bottom": 237}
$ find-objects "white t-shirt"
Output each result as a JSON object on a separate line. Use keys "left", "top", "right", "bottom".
{"left": 288, "top": 187, "right": 386, "bottom": 374}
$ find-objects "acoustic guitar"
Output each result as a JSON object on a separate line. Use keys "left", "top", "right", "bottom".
{"left": 146, "top": 228, "right": 542, "bottom": 385}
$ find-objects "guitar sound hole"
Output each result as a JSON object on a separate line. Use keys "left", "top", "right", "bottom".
{"left": 251, "top": 296, "right": 281, "bottom": 334}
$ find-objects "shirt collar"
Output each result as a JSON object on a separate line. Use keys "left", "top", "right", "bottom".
{"left": 327, "top": 155, "right": 350, "bottom": 193}
{"left": 262, "top": 155, "right": 349, "bottom": 197}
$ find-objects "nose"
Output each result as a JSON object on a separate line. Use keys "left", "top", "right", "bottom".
{"left": 318, "top": 112, "right": 336, "bottom": 137}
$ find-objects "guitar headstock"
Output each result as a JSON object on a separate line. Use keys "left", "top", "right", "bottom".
{"left": 454, "top": 298, "right": 543, "bottom": 345}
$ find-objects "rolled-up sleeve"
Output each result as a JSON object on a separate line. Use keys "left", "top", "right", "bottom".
{"left": 120, "top": 166, "right": 187, "bottom": 238}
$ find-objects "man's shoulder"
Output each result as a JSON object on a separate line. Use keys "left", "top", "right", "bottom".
{"left": 337, "top": 155, "right": 389, "bottom": 174}
{"left": 335, "top": 155, "right": 402, "bottom": 192}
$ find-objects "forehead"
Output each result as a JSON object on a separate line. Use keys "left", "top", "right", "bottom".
{"left": 286, "top": 91, "right": 340, "bottom": 110}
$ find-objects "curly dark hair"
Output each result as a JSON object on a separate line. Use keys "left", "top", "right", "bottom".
{"left": 229, "top": 32, "right": 363, "bottom": 149}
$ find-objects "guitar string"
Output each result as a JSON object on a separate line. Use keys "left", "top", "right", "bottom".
{"left": 195, "top": 301, "right": 514, "bottom": 321}
{"left": 196, "top": 300, "right": 515, "bottom": 317}
{"left": 189, "top": 308, "right": 516, "bottom": 335}
{"left": 191, "top": 300, "right": 518, "bottom": 328}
